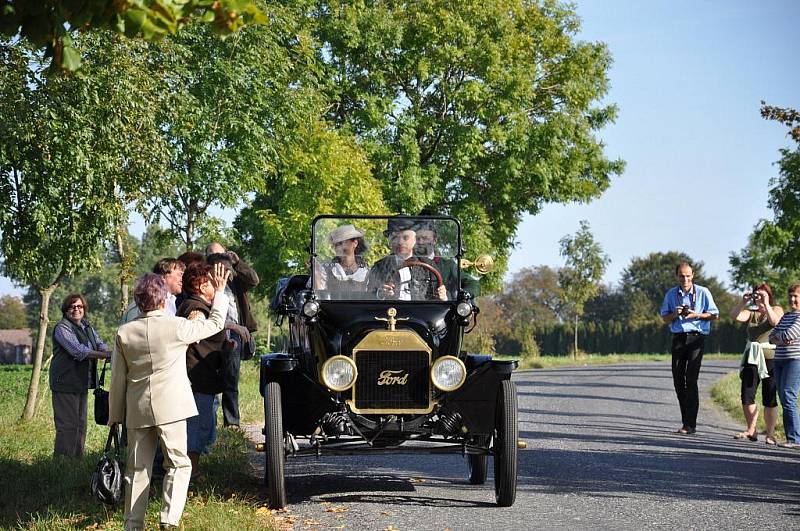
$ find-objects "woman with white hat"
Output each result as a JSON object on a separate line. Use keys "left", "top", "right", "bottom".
{"left": 315, "top": 224, "right": 369, "bottom": 299}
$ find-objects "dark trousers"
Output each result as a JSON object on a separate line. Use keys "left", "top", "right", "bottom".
{"left": 221, "top": 340, "right": 242, "bottom": 427}
{"left": 671, "top": 333, "right": 705, "bottom": 429}
{"left": 52, "top": 391, "right": 87, "bottom": 457}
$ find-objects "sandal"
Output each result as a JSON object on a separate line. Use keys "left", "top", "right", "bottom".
{"left": 765, "top": 434, "right": 777, "bottom": 445}
{"left": 733, "top": 431, "right": 758, "bottom": 441}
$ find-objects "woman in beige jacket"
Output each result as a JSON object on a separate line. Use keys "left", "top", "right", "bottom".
{"left": 109, "top": 264, "right": 230, "bottom": 531}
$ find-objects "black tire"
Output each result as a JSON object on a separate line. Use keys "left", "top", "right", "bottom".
{"left": 468, "top": 436, "right": 489, "bottom": 485}
{"left": 493, "top": 380, "right": 518, "bottom": 507}
{"left": 264, "top": 382, "right": 287, "bottom": 508}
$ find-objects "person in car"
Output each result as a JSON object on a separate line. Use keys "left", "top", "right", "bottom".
{"left": 414, "top": 217, "right": 481, "bottom": 300}
{"left": 367, "top": 217, "right": 447, "bottom": 301}
{"left": 314, "top": 224, "right": 370, "bottom": 299}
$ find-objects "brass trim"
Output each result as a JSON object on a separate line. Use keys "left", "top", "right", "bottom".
{"left": 321, "top": 355, "right": 358, "bottom": 392}
{"left": 430, "top": 355, "right": 467, "bottom": 392}
{"left": 350, "top": 326, "right": 433, "bottom": 414}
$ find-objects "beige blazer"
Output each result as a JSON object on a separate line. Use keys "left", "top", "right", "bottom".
{"left": 109, "top": 292, "right": 229, "bottom": 429}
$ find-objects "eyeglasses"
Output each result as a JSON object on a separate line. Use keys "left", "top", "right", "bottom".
{"left": 68, "top": 304, "right": 84, "bottom": 310}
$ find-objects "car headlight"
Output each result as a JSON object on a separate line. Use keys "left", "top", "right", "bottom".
{"left": 456, "top": 301, "right": 473, "bottom": 317}
{"left": 321, "top": 355, "right": 357, "bottom": 391}
{"left": 302, "top": 300, "right": 320, "bottom": 318}
{"left": 430, "top": 356, "right": 466, "bottom": 392}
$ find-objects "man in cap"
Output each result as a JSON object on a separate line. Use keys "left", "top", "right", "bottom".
{"left": 205, "top": 242, "right": 259, "bottom": 429}
{"left": 367, "top": 216, "right": 447, "bottom": 301}
{"left": 414, "top": 218, "right": 481, "bottom": 300}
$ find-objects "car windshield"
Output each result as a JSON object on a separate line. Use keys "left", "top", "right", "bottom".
{"left": 311, "top": 216, "right": 461, "bottom": 302}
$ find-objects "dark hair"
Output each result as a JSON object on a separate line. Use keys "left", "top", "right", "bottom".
{"left": 183, "top": 263, "right": 212, "bottom": 296}
{"left": 177, "top": 251, "right": 205, "bottom": 268}
{"left": 353, "top": 237, "right": 368, "bottom": 256}
{"left": 61, "top": 294, "right": 88, "bottom": 316}
{"left": 134, "top": 274, "right": 168, "bottom": 312}
{"left": 152, "top": 258, "right": 185, "bottom": 276}
{"left": 207, "top": 253, "right": 236, "bottom": 280}
{"left": 789, "top": 283, "right": 800, "bottom": 296}
{"left": 754, "top": 283, "right": 775, "bottom": 306}
{"left": 675, "top": 261, "right": 693, "bottom": 275}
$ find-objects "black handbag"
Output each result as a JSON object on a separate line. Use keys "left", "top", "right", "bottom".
{"left": 94, "top": 360, "right": 109, "bottom": 426}
{"left": 90, "top": 425, "right": 125, "bottom": 505}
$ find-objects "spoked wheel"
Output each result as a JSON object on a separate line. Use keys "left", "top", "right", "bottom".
{"left": 493, "top": 380, "right": 518, "bottom": 507}
{"left": 468, "top": 435, "right": 489, "bottom": 485}
{"left": 264, "top": 382, "right": 287, "bottom": 508}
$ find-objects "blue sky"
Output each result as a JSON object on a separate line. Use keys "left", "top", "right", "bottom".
{"left": 1, "top": 1, "right": 798, "bottom": 297}
{"left": 506, "top": 0, "right": 800, "bottom": 289}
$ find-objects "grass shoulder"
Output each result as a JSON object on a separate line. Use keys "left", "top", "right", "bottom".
{"left": 509, "top": 352, "right": 739, "bottom": 370}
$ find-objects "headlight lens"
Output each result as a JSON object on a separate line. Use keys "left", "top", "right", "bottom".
{"left": 456, "top": 301, "right": 473, "bottom": 317}
{"left": 430, "top": 356, "right": 466, "bottom": 392}
{"left": 302, "top": 300, "right": 320, "bottom": 318}
{"left": 321, "top": 356, "right": 357, "bottom": 391}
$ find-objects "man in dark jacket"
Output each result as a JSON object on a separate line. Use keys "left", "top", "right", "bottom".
{"left": 206, "top": 242, "right": 259, "bottom": 428}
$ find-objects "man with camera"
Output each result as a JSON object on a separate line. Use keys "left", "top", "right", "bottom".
{"left": 660, "top": 261, "right": 720, "bottom": 435}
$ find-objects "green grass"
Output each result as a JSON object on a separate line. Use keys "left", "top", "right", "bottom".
{"left": 0, "top": 365, "right": 275, "bottom": 530}
{"left": 710, "top": 369, "right": 788, "bottom": 441}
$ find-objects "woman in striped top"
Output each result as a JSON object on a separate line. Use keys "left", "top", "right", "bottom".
{"left": 768, "top": 283, "right": 800, "bottom": 448}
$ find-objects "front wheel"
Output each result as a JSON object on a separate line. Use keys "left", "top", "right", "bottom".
{"left": 264, "top": 382, "right": 287, "bottom": 508}
{"left": 468, "top": 436, "right": 489, "bottom": 485}
{"left": 493, "top": 380, "right": 518, "bottom": 507}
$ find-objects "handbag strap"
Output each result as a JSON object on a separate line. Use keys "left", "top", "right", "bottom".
{"left": 97, "top": 359, "right": 109, "bottom": 388}
{"left": 104, "top": 425, "right": 120, "bottom": 454}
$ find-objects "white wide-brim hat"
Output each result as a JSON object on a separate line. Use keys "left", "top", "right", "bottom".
{"left": 328, "top": 224, "right": 364, "bottom": 245}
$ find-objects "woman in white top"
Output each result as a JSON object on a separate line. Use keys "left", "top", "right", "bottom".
{"left": 315, "top": 224, "right": 370, "bottom": 299}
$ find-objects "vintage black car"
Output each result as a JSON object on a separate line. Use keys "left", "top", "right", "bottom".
{"left": 259, "top": 215, "right": 519, "bottom": 508}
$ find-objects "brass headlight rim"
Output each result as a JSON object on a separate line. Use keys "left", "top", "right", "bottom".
{"left": 430, "top": 355, "right": 467, "bottom": 392}
{"left": 321, "top": 355, "right": 358, "bottom": 392}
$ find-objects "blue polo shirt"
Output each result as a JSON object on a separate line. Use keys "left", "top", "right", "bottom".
{"left": 660, "top": 284, "right": 719, "bottom": 335}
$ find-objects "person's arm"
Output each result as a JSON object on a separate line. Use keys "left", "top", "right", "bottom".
{"left": 660, "top": 291, "right": 680, "bottom": 324}
{"left": 108, "top": 334, "right": 127, "bottom": 425}
{"left": 229, "top": 251, "right": 260, "bottom": 290}
{"left": 176, "top": 264, "right": 231, "bottom": 344}
{"left": 764, "top": 304, "right": 784, "bottom": 327}
{"left": 686, "top": 287, "right": 720, "bottom": 321}
{"left": 53, "top": 322, "right": 110, "bottom": 360}
{"left": 731, "top": 293, "right": 751, "bottom": 322}
{"left": 769, "top": 314, "right": 800, "bottom": 345}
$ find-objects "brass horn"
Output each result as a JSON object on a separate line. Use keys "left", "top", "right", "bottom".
{"left": 459, "top": 255, "right": 494, "bottom": 276}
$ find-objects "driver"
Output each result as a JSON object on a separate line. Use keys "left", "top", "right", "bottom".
{"left": 367, "top": 217, "right": 447, "bottom": 301}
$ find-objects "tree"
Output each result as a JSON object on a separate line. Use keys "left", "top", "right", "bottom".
{"left": 558, "top": 220, "right": 608, "bottom": 357}
{"left": 309, "top": 0, "right": 624, "bottom": 289}
{"left": 236, "top": 120, "right": 387, "bottom": 295}
{"left": 730, "top": 102, "right": 800, "bottom": 296}
{"left": 142, "top": 9, "right": 318, "bottom": 250}
{"left": 0, "top": 37, "right": 161, "bottom": 420}
{"left": 0, "top": 295, "right": 27, "bottom": 329}
{"left": 0, "top": 0, "right": 265, "bottom": 70}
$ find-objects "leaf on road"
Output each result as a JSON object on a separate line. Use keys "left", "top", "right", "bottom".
{"left": 325, "top": 506, "right": 349, "bottom": 513}
{"left": 409, "top": 477, "right": 426, "bottom": 483}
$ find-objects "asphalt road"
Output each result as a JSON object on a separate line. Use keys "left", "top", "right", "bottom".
{"left": 247, "top": 360, "right": 800, "bottom": 530}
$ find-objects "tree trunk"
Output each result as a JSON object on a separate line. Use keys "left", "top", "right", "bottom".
{"left": 573, "top": 314, "right": 578, "bottom": 360}
{"left": 115, "top": 226, "right": 130, "bottom": 318}
{"left": 21, "top": 286, "right": 55, "bottom": 422}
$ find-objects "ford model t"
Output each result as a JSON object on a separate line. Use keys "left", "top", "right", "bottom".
{"left": 259, "top": 215, "right": 519, "bottom": 508}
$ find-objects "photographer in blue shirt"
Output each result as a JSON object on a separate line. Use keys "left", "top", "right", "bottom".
{"left": 660, "top": 261, "right": 719, "bottom": 435}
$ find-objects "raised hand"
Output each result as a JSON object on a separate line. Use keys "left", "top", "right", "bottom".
{"left": 210, "top": 262, "right": 231, "bottom": 292}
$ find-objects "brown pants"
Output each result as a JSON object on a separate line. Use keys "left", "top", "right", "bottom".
{"left": 52, "top": 391, "right": 88, "bottom": 457}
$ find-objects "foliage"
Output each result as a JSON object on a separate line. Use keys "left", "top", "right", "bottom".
{"left": 558, "top": 221, "right": 608, "bottom": 318}
{"left": 236, "top": 120, "right": 387, "bottom": 295}
{"left": 142, "top": 8, "right": 320, "bottom": 250}
{"left": 730, "top": 103, "right": 800, "bottom": 300}
{"left": 308, "top": 0, "right": 623, "bottom": 290}
{"left": 0, "top": 0, "right": 265, "bottom": 70}
{"left": 0, "top": 294, "right": 26, "bottom": 329}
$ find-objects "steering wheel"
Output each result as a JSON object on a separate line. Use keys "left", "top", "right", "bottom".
{"left": 402, "top": 259, "right": 444, "bottom": 289}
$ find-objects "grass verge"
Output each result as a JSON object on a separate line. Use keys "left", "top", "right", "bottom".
{"left": 515, "top": 352, "right": 739, "bottom": 370}
{"left": 710, "top": 368, "right": 787, "bottom": 441}
{"left": 0, "top": 365, "right": 275, "bottom": 530}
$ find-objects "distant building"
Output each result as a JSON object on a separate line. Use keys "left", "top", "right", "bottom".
{"left": 0, "top": 329, "right": 33, "bottom": 364}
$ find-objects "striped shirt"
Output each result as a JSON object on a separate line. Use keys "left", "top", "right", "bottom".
{"left": 768, "top": 311, "right": 800, "bottom": 359}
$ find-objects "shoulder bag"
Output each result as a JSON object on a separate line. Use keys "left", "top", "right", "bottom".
{"left": 94, "top": 359, "right": 110, "bottom": 426}
{"left": 90, "top": 425, "right": 125, "bottom": 505}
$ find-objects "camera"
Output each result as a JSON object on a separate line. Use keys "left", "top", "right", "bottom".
{"left": 746, "top": 288, "right": 761, "bottom": 310}
{"left": 677, "top": 305, "right": 692, "bottom": 318}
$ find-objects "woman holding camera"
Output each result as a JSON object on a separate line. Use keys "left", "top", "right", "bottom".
{"left": 730, "top": 283, "right": 783, "bottom": 444}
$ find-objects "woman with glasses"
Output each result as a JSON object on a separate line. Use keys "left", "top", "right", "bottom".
{"left": 49, "top": 293, "right": 111, "bottom": 457}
